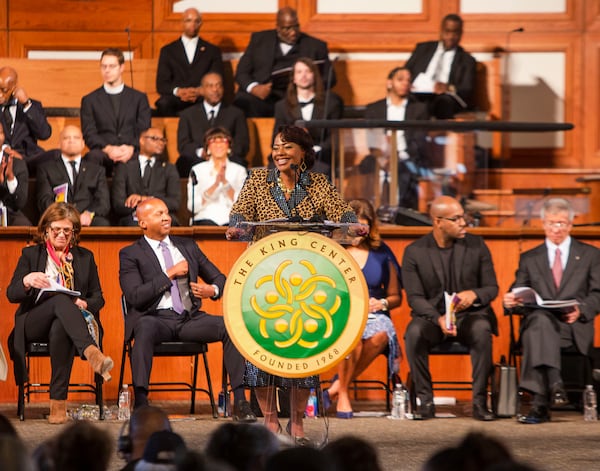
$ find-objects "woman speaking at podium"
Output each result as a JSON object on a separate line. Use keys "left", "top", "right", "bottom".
{"left": 226, "top": 125, "right": 357, "bottom": 443}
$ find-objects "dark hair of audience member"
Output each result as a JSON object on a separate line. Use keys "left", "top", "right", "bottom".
{"left": 205, "top": 422, "right": 280, "bottom": 471}
{"left": 32, "top": 421, "right": 113, "bottom": 471}
{"left": 264, "top": 447, "right": 334, "bottom": 471}
{"left": 0, "top": 435, "right": 34, "bottom": 471}
{"left": 421, "top": 432, "right": 513, "bottom": 471}
{"left": 0, "top": 413, "right": 18, "bottom": 437}
{"left": 323, "top": 435, "right": 383, "bottom": 471}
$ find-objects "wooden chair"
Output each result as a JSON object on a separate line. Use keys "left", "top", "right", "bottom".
{"left": 117, "top": 296, "right": 218, "bottom": 417}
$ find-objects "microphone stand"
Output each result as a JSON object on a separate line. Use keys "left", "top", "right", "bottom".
{"left": 125, "top": 26, "right": 135, "bottom": 88}
{"left": 189, "top": 170, "right": 198, "bottom": 226}
{"left": 319, "top": 56, "right": 338, "bottom": 167}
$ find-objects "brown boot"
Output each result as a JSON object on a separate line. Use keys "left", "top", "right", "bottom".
{"left": 83, "top": 345, "right": 114, "bottom": 382}
{"left": 48, "top": 399, "right": 70, "bottom": 424}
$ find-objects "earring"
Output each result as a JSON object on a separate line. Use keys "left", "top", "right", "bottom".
{"left": 300, "top": 160, "right": 307, "bottom": 172}
{"left": 206, "top": 150, "right": 211, "bottom": 157}
{"left": 227, "top": 148, "right": 232, "bottom": 155}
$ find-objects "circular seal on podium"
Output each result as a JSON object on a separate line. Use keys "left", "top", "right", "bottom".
{"left": 224, "top": 231, "right": 368, "bottom": 378}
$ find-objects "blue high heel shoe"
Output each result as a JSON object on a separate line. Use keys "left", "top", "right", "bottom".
{"left": 336, "top": 410, "right": 354, "bottom": 419}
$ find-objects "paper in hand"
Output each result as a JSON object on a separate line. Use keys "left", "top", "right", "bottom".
{"left": 444, "top": 291, "right": 460, "bottom": 330}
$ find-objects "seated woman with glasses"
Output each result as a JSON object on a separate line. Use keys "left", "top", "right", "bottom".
{"left": 7, "top": 202, "right": 113, "bottom": 424}
{"left": 187, "top": 127, "right": 248, "bottom": 226}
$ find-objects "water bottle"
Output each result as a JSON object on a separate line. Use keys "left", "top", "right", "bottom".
{"left": 118, "top": 384, "right": 131, "bottom": 421}
{"left": 391, "top": 383, "right": 407, "bottom": 419}
{"left": 305, "top": 388, "right": 317, "bottom": 418}
{"left": 583, "top": 384, "right": 597, "bottom": 421}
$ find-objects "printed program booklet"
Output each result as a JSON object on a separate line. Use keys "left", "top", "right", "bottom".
{"left": 511, "top": 287, "right": 579, "bottom": 309}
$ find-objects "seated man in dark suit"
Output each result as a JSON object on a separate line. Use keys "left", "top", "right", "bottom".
{"left": 403, "top": 196, "right": 498, "bottom": 421}
{"left": 81, "top": 48, "right": 152, "bottom": 175}
{"left": 0, "top": 66, "right": 52, "bottom": 174}
{"left": 503, "top": 198, "right": 600, "bottom": 424}
{"left": 36, "top": 125, "right": 111, "bottom": 226}
{"left": 112, "top": 127, "right": 181, "bottom": 226}
{"left": 155, "top": 7, "right": 224, "bottom": 117}
{"left": 405, "top": 13, "right": 476, "bottom": 119}
{"left": 0, "top": 126, "right": 30, "bottom": 226}
{"left": 176, "top": 72, "right": 249, "bottom": 177}
{"left": 118, "top": 197, "right": 256, "bottom": 423}
{"left": 233, "top": 6, "right": 336, "bottom": 118}
{"left": 360, "top": 66, "right": 431, "bottom": 209}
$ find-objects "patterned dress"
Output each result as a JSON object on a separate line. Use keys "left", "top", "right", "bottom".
{"left": 230, "top": 167, "right": 357, "bottom": 388}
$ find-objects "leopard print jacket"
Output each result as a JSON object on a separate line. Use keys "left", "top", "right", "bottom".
{"left": 229, "top": 168, "right": 357, "bottom": 226}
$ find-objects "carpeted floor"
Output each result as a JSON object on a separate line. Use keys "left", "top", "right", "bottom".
{"left": 4, "top": 400, "right": 600, "bottom": 471}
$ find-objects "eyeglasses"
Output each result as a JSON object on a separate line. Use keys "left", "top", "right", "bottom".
{"left": 207, "top": 136, "right": 229, "bottom": 143}
{"left": 48, "top": 227, "right": 74, "bottom": 236}
{"left": 437, "top": 214, "right": 466, "bottom": 223}
{"left": 544, "top": 221, "right": 570, "bottom": 229}
{"left": 143, "top": 136, "right": 167, "bottom": 143}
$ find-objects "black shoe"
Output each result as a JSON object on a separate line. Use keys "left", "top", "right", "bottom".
{"left": 233, "top": 400, "right": 257, "bottom": 423}
{"left": 550, "top": 382, "right": 569, "bottom": 408}
{"left": 518, "top": 405, "right": 550, "bottom": 424}
{"left": 414, "top": 401, "right": 435, "bottom": 419}
{"left": 134, "top": 387, "right": 149, "bottom": 409}
{"left": 472, "top": 403, "right": 495, "bottom": 421}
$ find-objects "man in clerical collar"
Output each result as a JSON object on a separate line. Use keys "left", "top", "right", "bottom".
{"left": 80, "top": 48, "right": 151, "bottom": 176}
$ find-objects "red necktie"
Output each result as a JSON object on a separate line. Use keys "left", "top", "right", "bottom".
{"left": 552, "top": 248, "right": 563, "bottom": 289}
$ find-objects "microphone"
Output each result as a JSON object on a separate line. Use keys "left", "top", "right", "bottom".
{"left": 125, "top": 26, "right": 135, "bottom": 88}
{"left": 189, "top": 170, "right": 198, "bottom": 225}
{"left": 287, "top": 164, "right": 303, "bottom": 222}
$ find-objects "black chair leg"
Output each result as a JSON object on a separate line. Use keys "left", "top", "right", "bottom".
{"left": 202, "top": 351, "right": 217, "bottom": 418}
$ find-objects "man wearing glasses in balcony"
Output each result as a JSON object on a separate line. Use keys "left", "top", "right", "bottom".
{"left": 503, "top": 197, "right": 600, "bottom": 424}
{"left": 403, "top": 195, "right": 498, "bottom": 421}
{"left": 112, "top": 127, "right": 181, "bottom": 226}
{"left": 233, "top": 6, "right": 336, "bottom": 118}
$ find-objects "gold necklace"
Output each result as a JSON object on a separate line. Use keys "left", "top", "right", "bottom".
{"left": 277, "top": 177, "right": 294, "bottom": 194}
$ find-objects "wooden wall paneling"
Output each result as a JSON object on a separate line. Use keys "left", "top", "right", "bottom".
{"left": 585, "top": 0, "right": 600, "bottom": 31}
{"left": 8, "top": 0, "right": 152, "bottom": 32}
{"left": 583, "top": 33, "right": 600, "bottom": 166}
{"left": 7, "top": 31, "right": 154, "bottom": 59}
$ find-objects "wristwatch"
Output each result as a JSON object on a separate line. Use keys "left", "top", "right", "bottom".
{"left": 380, "top": 298, "right": 389, "bottom": 311}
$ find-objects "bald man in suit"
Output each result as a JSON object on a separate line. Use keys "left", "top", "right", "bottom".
{"left": 403, "top": 196, "right": 498, "bottom": 421}
{"left": 155, "top": 7, "right": 224, "bottom": 116}
{"left": 504, "top": 198, "right": 600, "bottom": 424}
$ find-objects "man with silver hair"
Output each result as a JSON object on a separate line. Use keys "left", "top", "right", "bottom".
{"left": 504, "top": 197, "right": 600, "bottom": 424}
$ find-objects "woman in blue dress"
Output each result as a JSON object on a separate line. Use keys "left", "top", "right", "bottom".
{"left": 324, "top": 199, "right": 402, "bottom": 418}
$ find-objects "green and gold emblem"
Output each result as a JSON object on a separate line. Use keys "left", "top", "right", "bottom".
{"left": 224, "top": 231, "right": 368, "bottom": 377}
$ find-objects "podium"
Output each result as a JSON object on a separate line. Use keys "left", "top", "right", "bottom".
{"left": 223, "top": 223, "right": 369, "bottom": 445}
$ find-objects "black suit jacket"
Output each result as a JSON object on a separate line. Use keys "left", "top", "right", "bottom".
{"left": 0, "top": 154, "right": 28, "bottom": 213}
{"left": 156, "top": 37, "right": 224, "bottom": 96}
{"left": 80, "top": 86, "right": 152, "bottom": 150}
{"left": 511, "top": 239, "right": 600, "bottom": 355}
{"left": 6, "top": 243, "right": 104, "bottom": 383}
{"left": 36, "top": 151, "right": 110, "bottom": 218}
{"left": 402, "top": 232, "right": 499, "bottom": 334}
{"left": 111, "top": 156, "right": 181, "bottom": 220}
{"left": 119, "top": 235, "right": 226, "bottom": 341}
{"left": 176, "top": 101, "right": 249, "bottom": 175}
{"left": 235, "top": 30, "right": 336, "bottom": 97}
{"left": 405, "top": 41, "right": 477, "bottom": 108}
{"left": 364, "top": 95, "right": 430, "bottom": 166}
{"left": 0, "top": 99, "right": 52, "bottom": 159}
